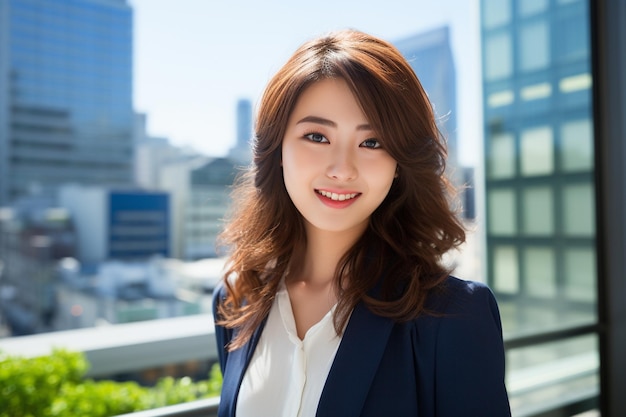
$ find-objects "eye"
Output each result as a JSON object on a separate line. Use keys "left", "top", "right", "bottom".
{"left": 304, "top": 132, "right": 329, "bottom": 143}
{"left": 360, "top": 138, "right": 382, "bottom": 149}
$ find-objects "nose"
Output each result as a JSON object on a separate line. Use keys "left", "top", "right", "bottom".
{"left": 326, "top": 146, "right": 357, "bottom": 181}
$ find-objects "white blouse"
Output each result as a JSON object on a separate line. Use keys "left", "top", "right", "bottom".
{"left": 236, "top": 283, "right": 343, "bottom": 417}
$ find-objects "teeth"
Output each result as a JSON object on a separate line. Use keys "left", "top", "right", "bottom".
{"left": 318, "top": 190, "right": 358, "bottom": 201}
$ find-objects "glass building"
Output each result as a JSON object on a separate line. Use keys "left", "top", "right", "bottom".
{"left": 395, "top": 27, "right": 459, "bottom": 184}
{"left": 481, "top": 0, "right": 600, "bottom": 414}
{"left": 228, "top": 98, "right": 253, "bottom": 165}
{"left": 0, "top": 0, "right": 134, "bottom": 207}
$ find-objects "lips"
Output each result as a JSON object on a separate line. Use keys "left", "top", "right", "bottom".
{"left": 316, "top": 189, "right": 360, "bottom": 201}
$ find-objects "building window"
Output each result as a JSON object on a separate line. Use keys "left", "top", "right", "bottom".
{"left": 506, "top": 335, "right": 599, "bottom": 413}
{"left": 522, "top": 186, "right": 554, "bottom": 236}
{"left": 487, "top": 90, "right": 515, "bottom": 107}
{"left": 559, "top": 73, "right": 592, "bottom": 93}
{"left": 493, "top": 245, "right": 519, "bottom": 294}
{"left": 520, "top": 125, "right": 554, "bottom": 176}
{"left": 554, "top": 1, "right": 590, "bottom": 62}
{"left": 561, "top": 118, "right": 593, "bottom": 171}
{"left": 519, "top": 20, "right": 550, "bottom": 72}
{"left": 563, "top": 248, "right": 596, "bottom": 302}
{"left": 483, "top": 0, "right": 512, "bottom": 28}
{"left": 520, "top": 82, "right": 552, "bottom": 101}
{"left": 562, "top": 183, "right": 595, "bottom": 236}
{"left": 518, "top": 0, "right": 548, "bottom": 17}
{"left": 485, "top": 32, "right": 513, "bottom": 80}
{"left": 489, "top": 132, "right": 516, "bottom": 178}
{"left": 488, "top": 188, "right": 517, "bottom": 235}
{"left": 523, "top": 247, "right": 557, "bottom": 297}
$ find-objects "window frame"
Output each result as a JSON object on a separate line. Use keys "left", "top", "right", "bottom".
{"left": 591, "top": 0, "right": 626, "bottom": 416}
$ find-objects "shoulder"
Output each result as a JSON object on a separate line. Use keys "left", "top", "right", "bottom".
{"left": 414, "top": 276, "right": 510, "bottom": 415}
{"left": 212, "top": 282, "right": 234, "bottom": 375}
{"left": 425, "top": 276, "right": 500, "bottom": 318}
{"left": 212, "top": 281, "right": 228, "bottom": 311}
{"left": 436, "top": 275, "right": 494, "bottom": 299}
{"left": 414, "top": 275, "right": 505, "bottom": 355}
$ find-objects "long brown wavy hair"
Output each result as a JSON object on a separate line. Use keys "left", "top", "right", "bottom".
{"left": 216, "top": 29, "right": 466, "bottom": 350}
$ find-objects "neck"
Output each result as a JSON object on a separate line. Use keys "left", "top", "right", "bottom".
{"left": 291, "top": 220, "right": 367, "bottom": 287}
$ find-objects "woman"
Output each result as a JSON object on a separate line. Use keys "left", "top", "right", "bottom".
{"left": 213, "top": 29, "right": 511, "bottom": 417}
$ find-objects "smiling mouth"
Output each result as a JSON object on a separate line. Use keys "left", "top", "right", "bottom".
{"left": 316, "top": 190, "right": 360, "bottom": 201}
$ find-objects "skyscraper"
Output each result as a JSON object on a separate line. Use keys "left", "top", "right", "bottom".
{"left": 236, "top": 98, "right": 252, "bottom": 150}
{"left": 480, "top": 0, "right": 597, "bottom": 412}
{"left": 228, "top": 98, "right": 253, "bottom": 165}
{"left": 481, "top": 0, "right": 594, "bottom": 309}
{"left": 394, "top": 26, "right": 459, "bottom": 182}
{"left": 0, "top": 0, "right": 134, "bottom": 206}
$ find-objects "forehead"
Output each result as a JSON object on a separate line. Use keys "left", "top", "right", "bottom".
{"left": 289, "top": 78, "right": 368, "bottom": 123}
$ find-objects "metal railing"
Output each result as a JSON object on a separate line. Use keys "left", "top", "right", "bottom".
{"left": 114, "top": 398, "right": 220, "bottom": 417}
{"left": 0, "top": 314, "right": 600, "bottom": 417}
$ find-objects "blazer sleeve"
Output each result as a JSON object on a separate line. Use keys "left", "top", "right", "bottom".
{"left": 432, "top": 280, "right": 511, "bottom": 416}
{"left": 212, "top": 283, "right": 233, "bottom": 375}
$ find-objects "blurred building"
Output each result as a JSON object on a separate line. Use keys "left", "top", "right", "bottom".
{"left": 481, "top": 0, "right": 594, "bottom": 312}
{"left": 395, "top": 26, "right": 460, "bottom": 186}
{"left": 480, "top": 0, "right": 596, "bottom": 414}
{"left": 133, "top": 110, "right": 238, "bottom": 261}
{"left": 160, "top": 157, "right": 237, "bottom": 260}
{"left": 0, "top": 204, "right": 76, "bottom": 335}
{"left": 395, "top": 27, "right": 479, "bottom": 280}
{"left": 58, "top": 185, "right": 170, "bottom": 264}
{"left": 0, "top": 0, "right": 134, "bottom": 207}
{"left": 134, "top": 114, "right": 195, "bottom": 190}
{"left": 228, "top": 98, "right": 253, "bottom": 165}
{"left": 54, "top": 256, "right": 204, "bottom": 332}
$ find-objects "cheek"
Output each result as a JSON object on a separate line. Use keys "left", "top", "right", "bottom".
{"left": 282, "top": 144, "right": 318, "bottom": 178}
{"left": 281, "top": 144, "right": 307, "bottom": 192}
{"left": 365, "top": 158, "right": 397, "bottom": 190}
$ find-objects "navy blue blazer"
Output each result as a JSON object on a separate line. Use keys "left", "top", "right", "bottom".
{"left": 213, "top": 276, "right": 511, "bottom": 417}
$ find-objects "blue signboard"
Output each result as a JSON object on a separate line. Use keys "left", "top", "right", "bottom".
{"left": 108, "top": 191, "right": 170, "bottom": 259}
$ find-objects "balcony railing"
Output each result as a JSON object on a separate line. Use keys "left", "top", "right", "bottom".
{"left": 114, "top": 398, "right": 219, "bottom": 417}
{"left": 0, "top": 313, "right": 599, "bottom": 417}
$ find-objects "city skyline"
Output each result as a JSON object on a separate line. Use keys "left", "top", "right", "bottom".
{"left": 130, "top": 0, "right": 482, "bottom": 165}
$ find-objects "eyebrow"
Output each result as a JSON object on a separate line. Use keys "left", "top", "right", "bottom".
{"left": 296, "top": 115, "right": 372, "bottom": 131}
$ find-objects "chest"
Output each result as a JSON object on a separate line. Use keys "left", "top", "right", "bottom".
{"left": 236, "top": 289, "right": 342, "bottom": 417}
{"left": 287, "top": 281, "right": 337, "bottom": 339}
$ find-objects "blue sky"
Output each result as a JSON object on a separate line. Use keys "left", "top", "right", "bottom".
{"left": 130, "top": 0, "right": 481, "bottom": 165}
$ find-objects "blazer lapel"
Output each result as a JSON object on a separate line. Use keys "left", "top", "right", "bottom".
{"left": 316, "top": 301, "right": 395, "bottom": 417}
{"left": 219, "top": 319, "right": 267, "bottom": 417}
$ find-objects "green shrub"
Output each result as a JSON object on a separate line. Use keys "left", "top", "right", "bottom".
{"left": 0, "top": 349, "right": 222, "bottom": 417}
{"left": 49, "top": 380, "right": 147, "bottom": 417}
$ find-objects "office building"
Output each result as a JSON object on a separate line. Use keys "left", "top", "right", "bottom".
{"left": 160, "top": 157, "right": 237, "bottom": 260}
{"left": 134, "top": 112, "right": 194, "bottom": 190}
{"left": 54, "top": 256, "right": 203, "bottom": 333}
{"left": 395, "top": 26, "right": 460, "bottom": 185}
{"left": 0, "top": 0, "right": 134, "bottom": 206}
{"left": 481, "top": 0, "right": 597, "bottom": 414}
{"left": 0, "top": 204, "right": 76, "bottom": 335}
{"left": 228, "top": 98, "right": 253, "bottom": 165}
{"left": 59, "top": 185, "right": 170, "bottom": 264}
{"left": 482, "top": 0, "right": 594, "bottom": 318}
{"left": 395, "top": 27, "right": 479, "bottom": 279}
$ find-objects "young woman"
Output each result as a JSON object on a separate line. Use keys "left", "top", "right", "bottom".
{"left": 213, "top": 29, "right": 511, "bottom": 417}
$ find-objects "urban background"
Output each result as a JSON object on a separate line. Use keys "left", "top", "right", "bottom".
{"left": 0, "top": 0, "right": 601, "bottom": 416}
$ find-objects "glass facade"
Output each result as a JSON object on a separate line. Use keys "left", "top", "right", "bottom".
{"left": 481, "top": 0, "right": 598, "bottom": 414}
{"left": 394, "top": 27, "right": 460, "bottom": 186}
{"left": 0, "top": 0, "right": 134, "bottom": 206}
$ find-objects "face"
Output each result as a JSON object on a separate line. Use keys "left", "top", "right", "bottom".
{"left": 281, "top": 78, "right": 398, "bottom": 238}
